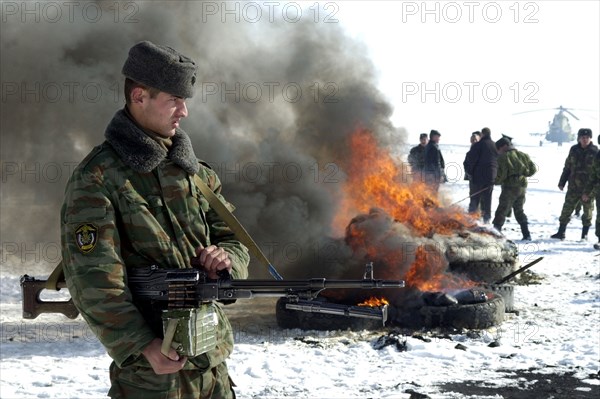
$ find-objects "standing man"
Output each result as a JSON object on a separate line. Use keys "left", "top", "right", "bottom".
{"left": 582, "top": 147, "right": 600, "bottom": 249}
{"left": 464, "top": 131, "right": 481, "bottom": 212}
{"left": 492, "top": 138, "right": 537, "bottom": 240}
{"left": 408, "top": 133, "right": 428, "bottom": 182}
{"left": 551, "top": 128, "right": 598, "bottom": 240}
{"left": 61, "top": 41, "right": 249, "bottom": 398}
{"left": 463, "top": 127, "right": 498, "bottom": 224}
{"left": 423, "top": 129, "right": 445, "bottom": 192}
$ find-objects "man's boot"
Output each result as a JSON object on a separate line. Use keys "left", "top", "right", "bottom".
{"left": 493, "top": 224, "right": 502, "bottom": 232}
{"left": 520, "top": 222, "right": 532, "bottom": 241}
{"left": 550, "top": 224, "right": 567, "bottom": 240}
{"left": 594, "top": 239, "right": 600, "bottom": 250}
{"left": 581, "top": 225, "right": 590, "bottom": 240}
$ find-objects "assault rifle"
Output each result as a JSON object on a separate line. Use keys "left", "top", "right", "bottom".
{"left": 128, "top": 263, "right": 404, "bottom": 323}
{"left": 21, "top": 262, "right": 404, "bottom": 324}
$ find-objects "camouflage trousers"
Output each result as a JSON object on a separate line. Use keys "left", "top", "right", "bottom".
{"left": 492, "top": 185, "right": 527, "bottom": 228}
{"left": 558, "top": 189, "right": 594, "bottom": 227}
{"left": 108, "top": 358, "right": 235, "bottom": 399}
{"left": 596, "top": 193, "right": 600, "bottom": 238}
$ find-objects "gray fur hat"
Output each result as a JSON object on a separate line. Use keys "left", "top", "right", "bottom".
{"left": 122, "top": 41, "right": 197, "bottom": 98}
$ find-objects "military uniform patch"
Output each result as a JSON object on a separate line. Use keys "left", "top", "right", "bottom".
{"left": 75, "top": 223, "right": 98, "bottom": 254}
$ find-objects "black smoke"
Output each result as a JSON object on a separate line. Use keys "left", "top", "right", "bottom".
{"left": 0, "top": 1, "right": 404, "bottom": 277}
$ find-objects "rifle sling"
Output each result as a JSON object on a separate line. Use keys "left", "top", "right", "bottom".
{"left": 45, "top": 260, "right": 65, "bottom": 291}
{"left": 43, "top": 174, "right": 284, "bottom": 295}
{"left": 193, "top": 175, "right": 283, "bottom": 280}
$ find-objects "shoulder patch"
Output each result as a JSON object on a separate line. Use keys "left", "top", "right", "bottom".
{"left": 74, "top": 223, "right": 99, "bottom": 254}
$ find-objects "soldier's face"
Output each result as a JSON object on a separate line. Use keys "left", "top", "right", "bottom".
{"left": 579, "top": 136, "right": 591, "bottom": 147}
{"left": 139, "top": 91, "right": 189, "bottom": 137}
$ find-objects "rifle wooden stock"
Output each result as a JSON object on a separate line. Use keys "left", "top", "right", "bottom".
{"left": 20, "top": 275, "right": 79, "bottom": 319}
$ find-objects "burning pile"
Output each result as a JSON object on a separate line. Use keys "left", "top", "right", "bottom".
{"left": 281, "top": 128, "right": 517, "bottom": 329}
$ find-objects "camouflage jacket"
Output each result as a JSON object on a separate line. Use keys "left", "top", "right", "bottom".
{"left": 584, "top": 151, "right": 600, "bottom": 197}
{"left": 61, "top": 109, "right": 249, "bottom": 369}
{"left": 495, "top": 148, "right": 537, "bottom": 187}
{"left": 558, "top": 142, "right": 599, "bottom": 192}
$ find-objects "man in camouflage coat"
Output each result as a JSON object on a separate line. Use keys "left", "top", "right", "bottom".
{"left": 61, "top": 41, "right": 249, "bottom": 398}
{"left": 551, "top": 128, "right": 598, "bottom": 240}
{"left": 582, "top": 134, "right": 600, "bottom": 249}
{"left": 492, "top": 138, "right": 537, "bottom": 240}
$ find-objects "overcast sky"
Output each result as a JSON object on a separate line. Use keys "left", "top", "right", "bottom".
{"left": 336, "top": 0, "right": 600, "bottom": 144}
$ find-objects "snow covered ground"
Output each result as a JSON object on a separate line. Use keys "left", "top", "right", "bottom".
{"left": 1, "top": 141, "right": 599, "bottom": 398}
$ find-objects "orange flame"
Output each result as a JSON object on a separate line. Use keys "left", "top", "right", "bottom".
{"left": 334, "top": 128, "right": 476, "bottom": 237}
{"left": 358, "top": 296, "right": 389, "bottom": 307}
{"left": 337, "top": 128, "right": 480, "bottom": 292}
{"left": 406, "top": 246, "right": 476, "bottom": 292}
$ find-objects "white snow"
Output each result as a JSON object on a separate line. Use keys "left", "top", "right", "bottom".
{"left": 2, "top": 141, "right": 599, "bottom": 398}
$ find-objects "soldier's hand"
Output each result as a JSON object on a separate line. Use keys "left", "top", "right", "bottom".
{"left": 195, "top": 244, "right": 232, "bottom": 279}
{"left": 142, "top": 338, "right": 187, "bottom": 375}
{"left": 582, "top": 194, "right": 590, "bottom": 202}
{"left": 558, "top": 184, "right": 565, "bottom": 191}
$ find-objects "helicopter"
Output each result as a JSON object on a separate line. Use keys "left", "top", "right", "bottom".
{"left": 514, "top": 106, "right": 583, "bottom": 144}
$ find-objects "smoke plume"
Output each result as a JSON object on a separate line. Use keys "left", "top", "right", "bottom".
{"left": 0, "top": 2, "right": 404, "bottom": 277}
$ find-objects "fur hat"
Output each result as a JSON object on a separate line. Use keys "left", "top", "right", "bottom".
{"left": 419, "top": 133, "right": 428, "bottom": 139}
{"left": 122, "top": 41, "right": 198, "bottom": 98}
{"left": 495, "top": 137, "right": 510, "bottom": 149}
{"left": 578, "top": 128, "right": 593, "bottom": 138}
{"left": 430, "top": 129, "right": 441, "bottom": 138}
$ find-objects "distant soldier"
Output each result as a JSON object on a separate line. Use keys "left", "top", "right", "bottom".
{"left": 423, "top": 130, "right": 445, "bottom": 192}
{"left": 463, "top": 127, "right": 498, "bottom": 224}
{"left": 492, "top": 138, "right": 537, "bottom": 240}
{"left": 582, "top": 145, "right": 600, "bottom": 249}
{"left": 551, "top": 128, "right": 598, "bottom": 240}
{"left": 408, "top": 133, "right": 428, "bottom": 181}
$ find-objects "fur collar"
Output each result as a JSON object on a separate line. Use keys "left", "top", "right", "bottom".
{"left": 104, "top": 109, "right": 199, "bottom": 174}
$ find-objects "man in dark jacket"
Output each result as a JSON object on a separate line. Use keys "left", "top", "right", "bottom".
{"left": 408, "top": 133, "right": 428, "bottom": 182}
{"left": 551, "top": 128, "right": 598, "bottom": 240}
{"left": 464, "top": 131, "right": 481, "bottom": 213}
{"left": 463, "top": 127, "right": 498, "bottom": 223}
{"left": 423, "top": 130, "right": 445, "bottom": 192}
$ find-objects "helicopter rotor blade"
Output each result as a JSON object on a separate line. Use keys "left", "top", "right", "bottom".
{"left": 512, "top": 108, "right": 555, "bottom": 116}
{"left": 564, "top": 110, "right": 580, "bottom": 120}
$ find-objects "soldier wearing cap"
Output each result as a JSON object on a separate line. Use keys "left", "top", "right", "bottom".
{"left": 492, "top": 138, "right": 537, "bottom": 240}
{"left": 551, "top": 128, "right": 598, "bottom": 240}
{"left": 582, "top": 139, "right": 600, "bottom": 249}
{"left": 408, "top": 133, "right": 428, "bottom": 181}
{"left": 61, "top": 41, "right": 249, "bottom": 398}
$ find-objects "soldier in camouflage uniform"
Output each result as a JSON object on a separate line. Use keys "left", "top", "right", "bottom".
{"left": 551, "top": 128, "right": 598, "bottom": 240}
{"left": 582, "top": 136, "right": 600, "bottom": 249}
{"left": 61, "top": 41, "right": 249, "bottom": 398}
{"left": 492, "top": 138, "right": 537, "bottom": 240}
